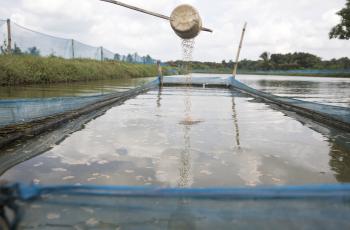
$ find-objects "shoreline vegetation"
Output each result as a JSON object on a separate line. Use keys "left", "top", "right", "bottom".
{"left": 0, "top": 55, "right": 180, "bottom": 86}
{"left": 168, "top": 51, "right": 350, "bottom": 78}
{"left": 192, "top": 69, "right": 350, "bottom": 78}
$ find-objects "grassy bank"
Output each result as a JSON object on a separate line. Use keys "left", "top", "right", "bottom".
{"left": 0, "top": 55, "right": 178, "bottom": 85}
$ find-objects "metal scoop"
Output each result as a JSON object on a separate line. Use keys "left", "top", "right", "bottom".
{"left": 100, "top": 0, "right": 213, "bottom": 39}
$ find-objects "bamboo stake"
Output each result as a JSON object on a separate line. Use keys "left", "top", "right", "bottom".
{"left": 6, "top": 19, "right": 12, "bottom": 54}
{"left": 233, "top": 22, "right": 247, "bottom": 77}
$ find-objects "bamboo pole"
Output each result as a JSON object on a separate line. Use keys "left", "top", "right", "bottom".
{"left": 233, "top": 22, "right": 247, "bottom": 77}
{"left": 100, "top": 46, "right": 104, "bottom": 61}
{"left": 6, "top": 19, "right": 12, "bottom": 54}
{"left": 99, "top": 0, "right": 213, "bottom": 33}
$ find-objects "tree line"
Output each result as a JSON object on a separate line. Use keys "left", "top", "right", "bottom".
{"left": 166, "top": 52, "right": 350, "bottom": 72}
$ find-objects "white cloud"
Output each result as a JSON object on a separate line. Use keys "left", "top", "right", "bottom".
{"left": 0, "top": 0, "right": 349, "bottom": 61}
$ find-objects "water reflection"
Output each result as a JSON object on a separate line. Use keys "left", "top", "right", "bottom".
{"left": 231, "top": 93, "right": 241, "bottom": 149}
{"left": 328, "top": 132, "right": 350, "bottom": 182}
{"left": 0, "top": 78, "right": 153, "bottom": 99}
{"left": 157, "top": 87, "right": 162, "bottom": 108}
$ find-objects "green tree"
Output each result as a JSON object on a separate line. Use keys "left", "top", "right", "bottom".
{"left": 114, "top": 53, "right": 120, "bottom": 61}
{"left": 293, "top": 52, "right": 321, "bottom": 69}
{"left": 259, "top": 52, "right": 271, "bottom": 70}
{"left": 12, "top": 44, "right": 23, "bottom": 55}
{"left": 260, "top": 52, "right": 270, "bottom": 62}
{"left": 27, "top": 46, "right": 40, "bottom": 56}
{"left": 126, "top": 54, "right": 133, "bottom": 63}
{"left": 144, "top": 55, "right": 153, "bottom": 64}
{"left": 329, "top": 0, "right": 350, "bottom": 40}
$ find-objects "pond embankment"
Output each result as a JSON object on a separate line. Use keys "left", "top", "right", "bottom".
{"left": 0, "top": 55, "right": 177, "bottom": 85}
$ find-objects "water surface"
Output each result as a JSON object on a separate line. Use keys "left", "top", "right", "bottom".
{"left": 2, "top": 86, "right": 349, "bottom": 187}
{"left": 236, "top": 74, "right": 350, "bottom": 107}
{"left": 0, "top": 78, "right": 153, "bottom": 99}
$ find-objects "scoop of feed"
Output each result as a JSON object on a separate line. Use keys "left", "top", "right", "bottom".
{"left": 170, "top": 4, "right": 203, "bottom": 39}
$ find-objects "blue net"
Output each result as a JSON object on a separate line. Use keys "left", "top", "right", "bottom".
{"left": 1, "top": 184, "right": 350, "bottom": 229}
{"left": 0, "top": 79, "right": 159, "bottom": 128}
{"left": 0, "top": 95, "right": 106, "bottom": 127}
{"left": 1, "top": 76, "right": 350, "bottom": 130}
{"left": 229, "top": 77, "right": 350, "bottom": 126}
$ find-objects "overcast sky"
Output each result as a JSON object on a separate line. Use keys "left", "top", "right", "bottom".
{"left": 0, "top": 0, "right": 349, "bottom": 62}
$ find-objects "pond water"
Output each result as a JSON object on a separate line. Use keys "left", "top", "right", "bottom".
{"left": 1, "top": 78, "right": 350, "bottom": 187}
{"left": 236, "top": 74, "right": 350, "bottom": 107}
{"left": 0, "top": 77, "right": 153, "bottom": 99}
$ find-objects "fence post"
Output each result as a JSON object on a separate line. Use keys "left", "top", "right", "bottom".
{"left": 6, "top": 19, "right": 12, "bottom": 54}
{"left": 71, "top": 39, "right": 75, "bottom": 59}
{"left": 100, "top": 46, "right": 104, "bottom": 61}
{"left": 232, "top": 22, "right": 247, "bottom": 78}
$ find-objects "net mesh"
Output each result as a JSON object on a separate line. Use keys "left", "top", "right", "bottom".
{"left": 0, "top": 20, "right": 148, "bottom": 62}
{"left": 0, "top": 20, "right": 8, "bottom": 52}
{"left": 0, "top": 79, "right": 159, "bottom": 128}
{"left": 11, "top": 22, "right": 72, "bottom": 58}
{"left": 102, "top": 47, "right": 115, "bottom": 60}
{"left": 73, "top": 40, "right": 101, "bottom": 60}
{"left": 6, "top": 184, "right": 350, "bottom": 229}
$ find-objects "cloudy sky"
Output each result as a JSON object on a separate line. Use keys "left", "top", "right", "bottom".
{"left": 0, "top": 0, "right": 349, "bottom": 61}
